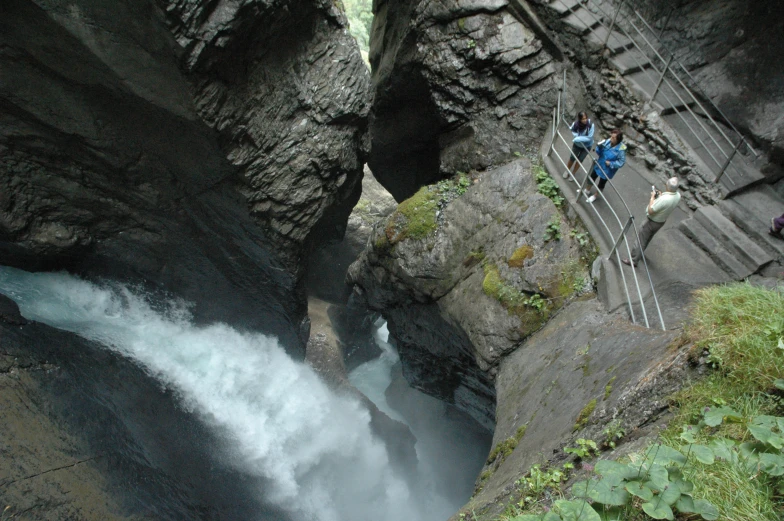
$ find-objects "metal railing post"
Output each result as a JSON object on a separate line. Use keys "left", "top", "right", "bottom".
{"left": 715, "top": 139, "right": 742, "bottom": 183}
{"left": 609, "top": 216, "right": 634, "bottom": 257}
{"left": 549, "top": 106, "right": 557, "bottom": 156}
{"left": 604, "top": 0, "right": 624, "bottom": 48}
{"left": 575, "top": 161, "right": 592, "bottom": 203}
{"left": 651, "top": 54, "right": 673, "bottom": 99}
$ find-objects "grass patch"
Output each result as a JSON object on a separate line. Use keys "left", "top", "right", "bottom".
{"left": 489, "top": 283, "right": 784, "bottom": 521}
{"left": 687, "top": 282, "right": 783, "bottom": 394}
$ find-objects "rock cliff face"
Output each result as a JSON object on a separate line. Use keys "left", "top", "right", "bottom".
{"left": 0, "top": 0, "right": 370, "bottom": 350}
{"left": 162, "top": 0, "right": 371, "bottom": 251}
{"left": 631, "top": 0, "right": 784, "bottom": 171}
{"left": 368, "top": 0, "right": 560, "bottom": 200}
{"left": 348, "top": 159, "right": 593, "bottom": 429}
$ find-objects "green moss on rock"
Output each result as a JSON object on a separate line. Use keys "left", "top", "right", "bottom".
{"left": 397, "top": 186, "right": 438, "bottom": 240}
{"left": 574, "top": 398, "right": 597, "bottom": 431}
{"left": 486, "top": 423, "right": 528, "bottom": 466}
{"left": 508, "top": 245, "right": 534, "bottom": 268}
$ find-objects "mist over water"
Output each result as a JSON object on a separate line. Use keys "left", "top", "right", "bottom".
{"left": 0, "top": 267, "right": 476, "bottom": 521}
{"left": 350, "top": 324, "right": 492, "bottom": 512}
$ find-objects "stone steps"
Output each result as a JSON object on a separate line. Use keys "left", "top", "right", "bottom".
{"left": 548, "top": 0, "right": 582, "bottom": 16}
{"left": 719, "top": 186, "right": 784, "bottom": 260}
{"left": 562, "top": 6, "right": 602, "bottom": 35}
{"left": 662, "top": 111, "right": 766, "bottom": 196}
{"left": 609, "top": 48, "right": 652, "bottom": 76}
{"left": 678, "top": 206, "right": 773, "bottom": 280}
{"left": 624, "top": 70, "right": 695, "bottom": 114}
{"left": 586, "top": 25, "right": 633, "bottom": 55}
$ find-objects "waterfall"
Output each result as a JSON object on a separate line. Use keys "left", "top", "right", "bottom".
{"left": 0, "top": 267, "right": 436, "bottom": 521}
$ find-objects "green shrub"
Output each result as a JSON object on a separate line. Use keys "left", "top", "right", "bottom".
{"left": 534, "top": 165, "right": 564, "bottom": 207}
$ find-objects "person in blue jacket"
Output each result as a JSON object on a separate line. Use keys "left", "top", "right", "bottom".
{"left": 583, "top": 128, "right": 626, "bottom": 203}
{"left": 564, "top": 111, "right": 595, "bottom": 180}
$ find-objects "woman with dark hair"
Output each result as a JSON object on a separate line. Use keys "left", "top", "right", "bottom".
{"left": 564, "top": 111, "right": 595, "bottom": 180}
{"left": 583, "top": 128, "right": 626, "bottom": 204}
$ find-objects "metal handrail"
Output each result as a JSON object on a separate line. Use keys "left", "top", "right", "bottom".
{"left": 632, "top": 9, "right": 759, "bottom": 159}
{"left": 573, "top": 1, "right": 739, "bottom": 185}
{"left": 577, "top": 0, "right": 756, "bottom": 185}
{"left": 548, "top": 75, "right": 665, "bottom": 329}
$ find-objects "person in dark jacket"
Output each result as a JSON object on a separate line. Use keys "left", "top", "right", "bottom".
{"left": 564, "top": 112, "right": 595, "bottom": 180}
{"left": 583, "top": 129, "right": 626, "bottom": 204}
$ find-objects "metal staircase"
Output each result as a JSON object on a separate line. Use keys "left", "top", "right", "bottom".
{"left": 540, "top": 0, "right": 783, "bottom": 284}
{"left": 544, "top": 0, "right": 766, "bottom": 198}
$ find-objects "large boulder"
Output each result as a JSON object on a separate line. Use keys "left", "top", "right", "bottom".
{"left": 368, "top": 0, "right": 560, "bottom": 200}
{"left": 348, "top": 159, "right": 592, "bottom": 429}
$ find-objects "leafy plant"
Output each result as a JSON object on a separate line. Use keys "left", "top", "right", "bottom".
{"left": 569, "top": 230, "right": 590, "bottom": 248}
{"left": 565, "top": 438, "right": 598, "bottom": 460}
{"left": 602, "top": 420, "right": 625, "bottom": 449}
{"left": 534, "top": 165, "right": 565, "bottom": 207}
{"left": 544, "top": 218, "right": 561, "bottom": 242}
{"left": 525, "top": 294, "right": 546, "bottom": 313}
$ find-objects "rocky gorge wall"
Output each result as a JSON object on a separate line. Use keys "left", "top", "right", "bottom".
{"left": 367, "top": 0, "right": 561, "bottom": 200}
{"left": 632, "top": 0, "right": 784, "bottom": 171}
{"left": 0, "top": 0, "right": 370, "bottom": 350}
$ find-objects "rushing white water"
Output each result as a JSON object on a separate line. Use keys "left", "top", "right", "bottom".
{"left": 347, "top": 323, "right": 405, "bottom": 422}
{"left": 350, "top": 324, "right": 491, "bottom": 513}
{"left": 0, "top": 267, "right": 434, "bottom": 521}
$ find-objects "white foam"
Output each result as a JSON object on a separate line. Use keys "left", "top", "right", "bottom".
{"left": 0, "top": 267, "right": 424, "bottom": 521}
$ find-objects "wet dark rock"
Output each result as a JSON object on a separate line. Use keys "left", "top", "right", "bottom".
{"left": 348, "top": 159, "right": 591, "bottom": 429}
{"left": 0, "top": 0, "right": 371, "bottom": 353}
{"left": 306, "top": 168, "right": 397, "bottom": 304}
{"left": 0, "top": 317, "right": 293, "bottom": 521}
{"left": 163, "top": 0, "right": 371, "bottom": 252}
{"left": 0, "top": 293, "right": 27, "bottom": 325}
{"left": 368, "top": 0, "right": 559, "bottom": 200}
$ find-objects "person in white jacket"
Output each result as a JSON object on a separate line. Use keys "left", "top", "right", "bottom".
{"left": 563, "top": 112, "right": 595, "bottom": 180}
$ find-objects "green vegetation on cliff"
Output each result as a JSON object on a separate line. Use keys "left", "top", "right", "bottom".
{"left": 471, "top": 282, "right": 784, "bottom": 521}
{"left": 381, "top": 172, "right": 472, "bottom": 246}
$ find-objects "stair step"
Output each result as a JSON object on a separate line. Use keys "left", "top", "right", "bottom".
{"left": 678, "top": 218, "right": 755, "bottom": 280}
{"left": 586, "top": 26, "right": 633, "bottom": 54}
{"left": 693, "top": 206, "right": 773, "bottom": 272}
{"left": 548, "top": 0, "right": 582, "bottom": 16}
{"left": 609, "top": 49, "right": 652, "bottom": 76}
{"left": 718, "top": 198, "right": 784, "bottom": 260}
{"left": 563, "top": 7, "right": 601, "bottom": 35}
{"left": 662, "top": 111, "right": 766, "bottom": 196}
{"left": 624, "top": 70, "right": 695, "bottom": 113}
